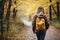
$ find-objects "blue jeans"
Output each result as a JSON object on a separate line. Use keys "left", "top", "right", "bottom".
{"left": 36, "top": 31, "right": 46, "bottom": 40}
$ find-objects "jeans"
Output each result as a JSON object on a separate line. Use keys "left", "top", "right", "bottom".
{"left": 36, "top": 31, "right": 46, "bottom": 40}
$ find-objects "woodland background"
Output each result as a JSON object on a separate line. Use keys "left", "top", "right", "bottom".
{"left": 0, "top": 0, "right": 60, "bottom": 40}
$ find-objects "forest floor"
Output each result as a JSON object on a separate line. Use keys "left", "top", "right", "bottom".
{"left": 9, "top": 20, "right": 60, "bottom": 40}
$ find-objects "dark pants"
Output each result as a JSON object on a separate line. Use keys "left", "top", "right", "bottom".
{"left": 36, "top": 31, "right": 46, "bottom": 40}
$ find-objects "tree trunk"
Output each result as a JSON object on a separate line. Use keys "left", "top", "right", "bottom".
{"left": 49, "top": 0, "right": 52, "bottom": 20}
{"left": 13, "top": 8, "right": 17, "bottom": 20}
{"left": 56, "top": 2, "right": 60, "bottom": 20}
{"left": 5, "top": 0, "right": 12, "bottom": 32}
{"left": 0, "top": 0, "right": 6, "bottom": 40}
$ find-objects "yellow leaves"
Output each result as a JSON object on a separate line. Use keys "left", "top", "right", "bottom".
{"left": 15, "top": 0, "right": 59, "bottom": 17}
{"left": 16, "top": 0, "right": 49, "bottom": 15}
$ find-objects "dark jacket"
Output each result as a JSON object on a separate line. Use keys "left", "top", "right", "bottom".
{"left": 32, "top": 14, "right": 49, "bottom": 33}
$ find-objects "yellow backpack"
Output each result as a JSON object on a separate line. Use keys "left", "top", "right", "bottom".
{"left": 36, "top": 17, "right": 46, "bottom": 31}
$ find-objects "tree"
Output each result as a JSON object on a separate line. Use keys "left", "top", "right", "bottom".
{"left": 56, "top": 2, "right": 60, "bottom": 20}
{"left": 5, "top": 0, "right": 12, "bottom": 32}
{"left": 13, "top": 1, "right": 17, "bottom": 20}
{"left": 0, "top": 0, "right": 6, "bottom": 39}
{"left": 49, "top": 0, "right": 52, "bottom": 20}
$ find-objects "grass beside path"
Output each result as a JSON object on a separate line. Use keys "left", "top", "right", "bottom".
{"left": 50, "top": 19, "right": 60, "bottom": 29}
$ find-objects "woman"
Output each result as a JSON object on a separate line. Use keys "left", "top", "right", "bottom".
{"left": 32, "top": 6, "right": 49, "bottom": 40}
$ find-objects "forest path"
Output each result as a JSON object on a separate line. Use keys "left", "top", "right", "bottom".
{"left": 13, "top": 20, "right": 60, "bottom": 40}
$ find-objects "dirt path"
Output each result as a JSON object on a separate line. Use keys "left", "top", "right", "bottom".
{"left": 13, "top": 20, "right": 60, "bottom": 40}
{"left": 45, "top": 26, "right": 60, "bottom": 40}
{"left": 16, "top": 25, "right": 60, "bottom": 40}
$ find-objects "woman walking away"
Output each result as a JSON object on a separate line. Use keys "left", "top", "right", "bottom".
{"left": 32, "top": 6, "right": 49, "bottom": 40}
